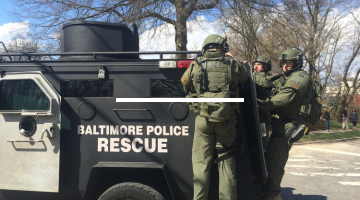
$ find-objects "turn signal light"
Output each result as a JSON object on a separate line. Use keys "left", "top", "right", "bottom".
{"left": 177, "top": 60, "right": 193, "bottom": 68}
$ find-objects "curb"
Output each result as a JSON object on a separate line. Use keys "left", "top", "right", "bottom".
{"left": 293, "top": 137, "right": 360, "bottom": 145}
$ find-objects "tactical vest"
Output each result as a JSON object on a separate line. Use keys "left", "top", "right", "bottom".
{"left": 187, "top": 54, "right": 239, "bottom": 122}
{"left": 272, "top": 70, "right": 310, "bottom": 116}
{"left": 272, "top": 70, "right": 321, "bottom": 124}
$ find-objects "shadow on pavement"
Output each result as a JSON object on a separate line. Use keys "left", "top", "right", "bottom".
{"left": 281, "top": 187, "right": 327, "bottom": 200}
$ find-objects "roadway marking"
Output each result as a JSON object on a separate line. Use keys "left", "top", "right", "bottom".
{"left": 355, "top": 168, "right": 360, "bottom": 170}
{"left": 354, "top": 162, "right": 360, "bottom": 165}
{"left": 300, "top": 146, "right": 360, "bottom": 157}
{"left": 288, "top": 159, "right": 315, "bottom": 162}
{"left": 310, "top": 173, "right": 345, "bottom": 176}
{"left": 287, "top": 172, "right": 360, "bottom": 177}
{"left": 286, "top": 165, "right": 341, "bottom": 169}
{"left": 346, "top": 173, "right": 360, "bottom": 176}
{"left": 339, "top": 182, "right": 360, "bottom": 186}
{"left": 332, "top": 160, "right": 347, "bottom": 162}
{"left": 288, "top": 172, "right": 307, "bottom": 176}
{"left": 291, "top": 155, "right": 314, "bottom": 158}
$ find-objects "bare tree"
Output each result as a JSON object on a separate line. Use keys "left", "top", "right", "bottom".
{"left": 268, "top": 0, "right": 355, "bottom": 78}
{"left": 9, "top": 0, "right": 220, "bottom": 58}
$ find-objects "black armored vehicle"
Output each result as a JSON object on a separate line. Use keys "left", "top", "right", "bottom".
{"left": 0, "top": 21, "right": 265, "bottom": 200}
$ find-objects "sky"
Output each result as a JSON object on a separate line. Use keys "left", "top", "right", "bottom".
{"left": 0, "top": 0, "right": 32, "bottom": 46}
{"left": 0, "top": 0, "right": 221, "bottom": 57}
{"left": 0, "top": 0, "right": 12, "bottom": 26}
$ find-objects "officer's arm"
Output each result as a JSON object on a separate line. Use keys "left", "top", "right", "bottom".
{"left": 181, "top": 63, "right": 193, "bottom": 89}
{"left": 236, "top": 61, "right": 250, "bottom": 84}
{"left": 261, "top": 88, "right": 299, "bottom": 110}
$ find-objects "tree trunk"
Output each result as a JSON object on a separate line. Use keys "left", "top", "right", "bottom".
{"left": 175, "top": 20, "right": 188, "bottom": 59}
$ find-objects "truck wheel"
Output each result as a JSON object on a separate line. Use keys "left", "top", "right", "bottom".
{"left": 98, "top": 182, "right": 165, "bottom": 200}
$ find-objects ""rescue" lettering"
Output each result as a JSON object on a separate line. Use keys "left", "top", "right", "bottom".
{"left": 97, "top": 138, "right": 168, "bottom": 153}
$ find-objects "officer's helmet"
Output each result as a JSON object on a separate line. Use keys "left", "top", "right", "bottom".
{"left": 253, "top": 55, "right": 271, "bottom": 72}
{"left": 202, "top": 34, "right": 229, "bottom": 53}
{"left": 278, "top": 49, "right": 303, "bottom": 73}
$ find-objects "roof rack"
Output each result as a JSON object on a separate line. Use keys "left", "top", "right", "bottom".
{"left": 0, "top": 42, "right": 12, "bottom": 61}
{"left": 0, "top": 51, "right": 202, "bottom": 62}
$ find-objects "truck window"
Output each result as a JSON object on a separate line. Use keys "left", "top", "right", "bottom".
{"left": 60, "top": 80, "right": 113, "bottom": 97}
{"left": 150, "top": 79, "right": 186, "bottom": 97}
{"left": 0, "top": 80, "right": 50, "bottom": 111}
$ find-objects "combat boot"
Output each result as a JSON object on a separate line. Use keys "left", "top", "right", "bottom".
{"left": 254, "top": 189, "right": 267, "bottom": 199}
{"left": 263, "top": 193, "right": 282, "bottom": 200}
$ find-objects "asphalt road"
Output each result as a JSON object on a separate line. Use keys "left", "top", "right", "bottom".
{"left": 281, "top": 139, "right": 360, "bottom": 200}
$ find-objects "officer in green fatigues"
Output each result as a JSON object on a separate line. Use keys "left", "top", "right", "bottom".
{"left": 260, "top": 49, "right": 312, "bottom": 200}
{"left": 181, "top": 34, "right": 250, "bottom": 200}
{"left": 253, "top": 56, "right": 274, "bottom": 149}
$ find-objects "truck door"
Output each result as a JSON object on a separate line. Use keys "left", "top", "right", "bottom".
{"left": 0, "top": 72, "right": 61, "bottom": 192}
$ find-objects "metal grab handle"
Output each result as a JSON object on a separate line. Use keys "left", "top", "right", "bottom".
{"left": 7, "top": 140, "right": 44, "bottom": 143}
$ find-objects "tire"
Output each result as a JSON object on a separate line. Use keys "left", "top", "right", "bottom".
{"left": 98, "top": 182, "right": 165, "bottom": 200}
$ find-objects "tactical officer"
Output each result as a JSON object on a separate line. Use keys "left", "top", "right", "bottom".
{"left": 181, "top": 34, "right": 250, "bottom": 200}
{"left": 260, "top": 49, "right": 311, "bottom": 200}
{"left": 253, "top": 56, "right": 274, "bottom": 149}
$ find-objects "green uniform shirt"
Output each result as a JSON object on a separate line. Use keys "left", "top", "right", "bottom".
{"left": 254, "top": 71, "right": 274, "bottom": 103}
{"left": 262, "top": 70, "right": 311, "bottom": 115}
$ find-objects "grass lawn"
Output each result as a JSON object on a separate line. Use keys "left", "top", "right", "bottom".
{"left": 298, "top": 131, "right": 360, "bottom": 143}
{"left": 330, "top": 121, "right": 344, "bottom": 130}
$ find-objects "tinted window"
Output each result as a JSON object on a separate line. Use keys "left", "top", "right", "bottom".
{"left": 60, "top": 80, "right": 113, "bottom": 97}
{"left": 150, "top": 79, "right": 185, "bottom": 97}
{"left": 0, "top": 80, "right": 50, "bottom": 111}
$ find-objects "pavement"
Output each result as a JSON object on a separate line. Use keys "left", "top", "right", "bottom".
{"left": 281, "top": 138, "right": 360, "bottom": 200}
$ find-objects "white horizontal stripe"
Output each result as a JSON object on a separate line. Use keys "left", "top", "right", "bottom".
{"left": 332, "top": 160, "right": 347, "bottom": 162}
{"left": 346, "top": 173, "right": 360, "bottom": 176}
{"left": 288, "top": 172, "right": 308, "bottom": 176}
{"left": 116, "top": 98, "right": 245, "bottom": 102}
{"left": 310, "top": 173, "right": 345, "bottom": 176}
{"left": 287, "top": 172, "right": 360, "bottom": 177}
{"left": 288, "top": 159, "right": 315, "bottom": 162}
{"left": 286, "top": 165, "right": 341, "bottom": 169}
{"left": 354, "top": 162, "right": 360, "bottom": 165}
{"left": 355, "top": 168, "right": 360, "bottom": 170}
{"left": 291, "top": 155, "right": 314, "bottom": 158}
{"left": 300, "top": 147, "right": 360, "bottom": 157}
{"left": 339, "top": 182, "right": 360, "bottom": 186}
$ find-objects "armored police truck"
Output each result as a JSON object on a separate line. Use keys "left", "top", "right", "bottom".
{"left": 0, "top": 21, "right": 265, "bottom": 200}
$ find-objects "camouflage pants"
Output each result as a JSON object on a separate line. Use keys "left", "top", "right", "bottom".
{"left": 264, "top": 115, "right": 295, "bottom": 196}
{"left": 192, "top": 115, "right": 237, "bottom": 200}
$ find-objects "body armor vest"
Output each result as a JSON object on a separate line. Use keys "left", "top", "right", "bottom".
{"left": 187, "top": 52, "right": 239, "bottom": 122}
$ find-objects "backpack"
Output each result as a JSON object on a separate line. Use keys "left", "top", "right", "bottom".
{"left": 300, "top": 76, "right": 322, "bottom": 125}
